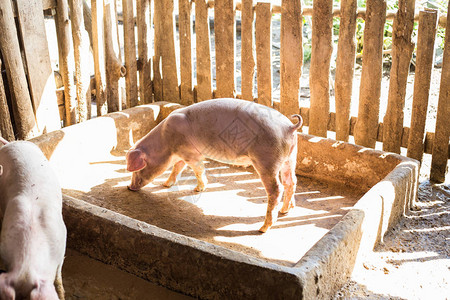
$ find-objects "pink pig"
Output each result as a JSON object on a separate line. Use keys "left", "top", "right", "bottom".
{"left": 126, "top": 98, "right": 302, "bottom": 232}
{"left": 0, "top": 137, "right": 66, "bottom": 299}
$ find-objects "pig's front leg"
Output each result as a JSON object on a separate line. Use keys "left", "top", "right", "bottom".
{"left": 186, "top": 160, "right": 208, "bottom": 192}
{"left": 163, "top": 160, "right": 187, "bottom": 188}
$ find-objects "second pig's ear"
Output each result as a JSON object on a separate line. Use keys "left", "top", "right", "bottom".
{"left": 126, "top": 150, "right": 147, "bottom": 172}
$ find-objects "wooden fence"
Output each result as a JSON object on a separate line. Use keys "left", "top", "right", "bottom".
{"left": 0, "top": 0, "right": 449, "bottom": 182}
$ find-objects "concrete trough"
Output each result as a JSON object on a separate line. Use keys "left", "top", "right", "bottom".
{"left": 31, "top": 102, "right": 419, "bottom": 299}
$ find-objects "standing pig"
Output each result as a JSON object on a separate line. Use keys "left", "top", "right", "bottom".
{"left": 126, "top": 98, "right": 302, "bottom": 232}
{"left": 0, "top": 137, "right": 66, "bottom": 299}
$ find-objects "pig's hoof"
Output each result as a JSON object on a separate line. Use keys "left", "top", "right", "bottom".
{"left": 163, "top": 181, "right": 174, "bottom": 188}
{"left": 258, "top": 225, "right": 270, "bottom": 233}
{"left": 194, "top": 185, "right": 205, "bottom": 192}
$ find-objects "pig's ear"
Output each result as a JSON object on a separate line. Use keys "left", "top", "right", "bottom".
{"left": 127, "top": 149, "right": 147, "bottom": 172}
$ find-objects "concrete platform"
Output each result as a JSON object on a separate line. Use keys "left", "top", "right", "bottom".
{"left": 31, "top": 102, "right": 419, "bottom": 299}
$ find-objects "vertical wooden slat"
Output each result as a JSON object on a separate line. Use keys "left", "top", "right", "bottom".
{"left": 92, "top": 0, "right": 107, "bottom": 116}
{"left": 179, "top": 0, "right": 194, "bottom": 105}
{"left": 0, "top": 0, "right": 38, "bottom": 139}
{"left": 280, "top": 0, "right": 302, "bottom": 116}
{"left": 354, "top": 0, "right": 386, "bottom": 148}
{"left": 195, "top": 0, "right": 213, "bottom": 101}
{"left": 255, "top": 2, "right": 272, "bottom": 107}
{"left": 55, "top": 0, "right": 76, "bottom": 125}
{"left": 241, "top": 0, "right": 255, "bottom": 101}
{"left": 334, "top": 0, "right": 357, "bottom": 142}
{"left": 160, "top": 0, "right": 179, "bottom": 103}
{"left": 215, "top": 0, "right": 236, "bottom": 98}
{"left": 153, "top": 0, "right": 163, "bottom": 102}
{"left": 0, "top": 60, "right": 14, "bottom": 141}
{"left": 16, "top": 0, "right": 61, "bottom": 134}
{"left": 382, "top": 0, "right": 416, "bottom": 153}
{"left": 407, "top": 10, "right": 438, "bottom": 162}
{"left": 431, "top": 2, "right": 450, "bottom": 183}
{"left": 69, "top": 0, "right": 91, "bottom": 122}
{"left": 308, "top": 0, "right": 333, "bottom": 137}
{"left": 104, "top": 0, "right": 124, "bottom": 112}
{"left": 137, "top": 0, "right": 152, "bottom": 104}
{"left": 122, "top": 0, "right": 139, "bottom": 108}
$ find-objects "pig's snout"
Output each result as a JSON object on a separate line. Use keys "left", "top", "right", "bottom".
{"left": 128, "top": 173, "right": 143, "bottom": 191}
{"left": 127, "top": 184, "right": 141, "bottom": 191}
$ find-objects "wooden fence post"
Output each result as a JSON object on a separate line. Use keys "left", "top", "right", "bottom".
{"left": 92, "top": 0, "right": 107, "bottom": 116}
{"left": 255, "top": 2, "right": 272, "bottom": 107}
{"left": 280, "top": 0, "right": 303, "bottom": 117}
{"left": 407, "top": 9, "right": 438, "bottom": 162}
{"left": 137, "top": 0, "right": 152, "bottom": 104}
{"left": 241, "top": 0, "right": 255, "bottom": 101}
{"left": 195, "top": 0, "right": 213, "bottom": 101}
{"left": 153, "top": 0, "right": 163, "bottom": 102}
{"left": 104, "top": 0, "right": 125, "bottom": 112}
{"left": 179, "top": 0, "right": 194, "bottom": 105}
{"left": 0, "top": 0, "right": 38, "bottom": 139}
{"left": 382, "top": 0, "right": 416, "bottom": 153}
{"left": 122, "top": 0, "right": 139, "bottom": 108}
{"left": 69, "top": 0, "right": 91, "bottom": 122}
{"left": 334, "top": 0, "right": 357, "bottom": 142}
{"left": 308, "top": 0, "right": 333, "bottom": 137}
{"left": 16, "top": 0, "right": 61, "bottom": 134}
{"left": 431, "top": 2, "right": 450, "bottom": 183}
{"left": 215, "top": 0, "right": 236, "bottom": 98}
{"left": 0, "top": 60, "right": 14, "bottom": 141}
{"left": 354, "top": 0, "right": 386, "bottom": 148}
{"left": 55, "top": 0, "right": 76, "bottom": 125}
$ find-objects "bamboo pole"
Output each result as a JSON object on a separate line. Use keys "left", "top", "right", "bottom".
{"left": 215, "top": 0, "right": 236, "bottom": 98}
{"left": 195, "top": 0, "right": 213, "bottom": 101}
{"left": 431, "top": 2, "right": 450, "bottom": 183}
{"left": 69, "top": 0, "right": 91, "bottom": 122}
{"left": 280, "top": 0, "right": 302, "bottom": 117}
{"left": 0, "top": 0, "right": 38, "bottom": 139}
{"left": 308, "top": 0, "right": 333, "bottom": 137}
{"left": 55, "top": 0, "right": 76, "bottom": 125}
{"left": 334, "top": 0, "right": 357, "bottom": 142}
{"left": 137, "top": 0, "right": 153, "bottom": 104}
{"left": 240, "top": 0, "right": 255, "bottom": 101}
{"left": 354, "top": 0, "right": 386, "bottom": 148}
{"left": 0, "top": 60, "right": 14, "bottom": 141}
{"left": 153, "top": 0, "right": 163, "bottom": 102}
{"left": 104, "top": 0, "right": 125, "bottom": 112}
{"left": 179, "top": 0, "right": 194, "bottom": 105}
{"left": 92, "top": 0, "right": 107, "bottom": 116}
{"left": 255, "top": 2, "right": 272, "bottom": 107}
{"left": 122, "top": 0, "right": 139, "bottom": 108}
{"left": 407, "top": 10, "right": 438, "bottom": 162}
{"left": 382, "top": 0, "right": 416, "bottom": 153}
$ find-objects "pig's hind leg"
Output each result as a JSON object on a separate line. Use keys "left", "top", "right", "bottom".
{"left": 279, "top": 151, "right": 297, "bottom": 214}
{"left": 163, "top": 160, "right": 187, "bottom": 188}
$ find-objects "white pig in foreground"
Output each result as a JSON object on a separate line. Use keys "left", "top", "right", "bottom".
{"left": 126, "top": 98, "right": 303, "bottom": 232}
{"left": 0, "top": 137, "right": 66, "bottom": 299}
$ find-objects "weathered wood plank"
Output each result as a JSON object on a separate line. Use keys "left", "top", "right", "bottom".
{"left": 382, "top": 0, "right": 416, "bottom": 153}
{"left": 431, "top": 2, "right": 450, "bottom": 182}
{"left": 240, "top": 0, "right": 255, "bottom": 101}
{"left": 407, "top": 10, "right": 438, "bottom": 162}
{"left": 354, "top": 0, "right": 386, "bottom": 148}
{"left": 122, "top": 0, "right": 139, "bottom": 108}
{"left": 91, "top": 0, "right": 107, "bottom": 116}
{"left": 195, "top": 0, "right": 213, "bottom": 101}
{"left": 153, "top": 0, "right": 163, "bottom": 102}
{"left": 0, "top": 60, "right": 15, "bottom": 141}
{"left": 16, "top": 0, "right": 61, "bottom": 133}
{"left": 215, "top": 0, "right": 235, "bottom": 98}
{"left": 69, "top": 0, "right": 91, "bottom": 121}
{"left": 179, "top": 0, "right": 194, "bottom": 105}
{"left": 55, "top": 0, "right": 76, "bottom": 125}
{"left": 0, "top": 0, "right": 38, "bottom": 139}
{"left": 280, "top": 0, "right": 302, "bottom": 116}
{"left": 104, "top": 0, "right": 124, "bottom": 112}
{"left": 334, "top": 0, "right": 357, "bottom": 142}
{"left": 308, "top": 0, "right": 333, "bottom": 137}
{"left": 255, "top": 2, "right": 272, "bottom": 107}
{"left": 137, "top": 0, "right": 152, "bottom": 104}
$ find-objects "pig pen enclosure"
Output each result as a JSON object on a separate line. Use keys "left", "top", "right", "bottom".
{"left": 0, "top": 0, "right": 448, "bottom": 299}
